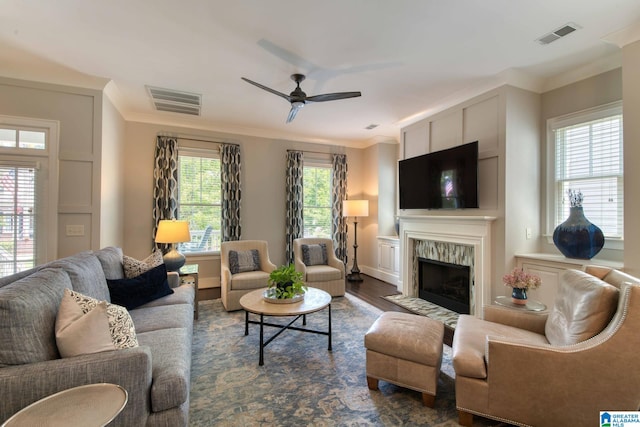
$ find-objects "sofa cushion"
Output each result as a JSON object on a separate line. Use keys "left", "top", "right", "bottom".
{"left": 301, "top": 243, "right": 328, "bottom": 266}
{"left": 0, "top": 268, "right": 72, "bottom": 366}
{"left": 94, "top": 246, "right": 125, "bottom": 280}
{"left": 129, "top": 303, "right": 194, "bottom": 334}
{"left": 55, "top": 289, "right": 138, "bottom": 358}
{"left": 123, "top": 250, "right": 164, "bottom": 279}
{"left": 107, "top": 263, "right": 174, "bottom": 310}
{"left": 137, "top": 283, "right": 195, "bottom": 308}
{"left": 545, "top": 269, "right": 619, "bottom": 346}
{"left": 49, "top": 252, "right": 111, "bottom": 302}
{"left": 229, "top": 249, "right": 260, "bottom": 274}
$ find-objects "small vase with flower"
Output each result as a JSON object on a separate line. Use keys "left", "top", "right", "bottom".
{"left": 503, "top": 268, "right": 542, "bottom": 305}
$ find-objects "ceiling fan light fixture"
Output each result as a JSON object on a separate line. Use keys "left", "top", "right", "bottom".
{"left": 241, "top": 73, "right": 361, "bottom": 123}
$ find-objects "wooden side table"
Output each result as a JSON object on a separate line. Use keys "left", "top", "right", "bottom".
{"left": 2, "top": 383, "right": 127, "bottom": 427}
{"left": 179, "top": 264, "right": 199, "bottom": 319}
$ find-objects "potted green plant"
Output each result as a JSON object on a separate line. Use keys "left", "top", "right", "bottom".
{"left": 267, "top": 264, "right": 307, "bottom": 300}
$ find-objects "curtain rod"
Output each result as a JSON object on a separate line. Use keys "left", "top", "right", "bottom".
{"left": 287, "top": 149, "right": 344, "bottom": 156}
{"left": 157, "top": 133, "right": 239, "bottom": 146}
{"left": 177, "top": 137, "right": 239, "bottom": 146}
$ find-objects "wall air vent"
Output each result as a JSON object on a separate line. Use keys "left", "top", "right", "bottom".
{"left": 147, "top": 86, "right": 201, "bottom": 116}
{"left": 536, "top": 22, "right": 581, "bottom": 45}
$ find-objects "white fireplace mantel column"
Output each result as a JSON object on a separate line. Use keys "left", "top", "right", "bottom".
{"left": 398, "top": 215, "right": 496, "bottom": 317}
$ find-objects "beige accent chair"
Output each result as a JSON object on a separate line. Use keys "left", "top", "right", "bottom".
{"left": 220, "top": 240, "right": 276, "bottom": 311}
{"left": 293, "top": 238, "right": 345, "bottom": 296}
{"left": 452, "top": 266, "right": 640, "bottom": 427}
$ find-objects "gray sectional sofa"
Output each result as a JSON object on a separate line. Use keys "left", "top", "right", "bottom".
{"left": 0, "top": 247, "right": 195, "bottom": 426}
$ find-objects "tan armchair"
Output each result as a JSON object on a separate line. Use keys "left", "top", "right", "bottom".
{"left": 293, "top": 238, "right": 345, "bottom": 296}
{"left": 220, "top": 240, "right": 277, "bottom": 311}
{"left": 452, "top": 266, "right": 640, "bottom": 427}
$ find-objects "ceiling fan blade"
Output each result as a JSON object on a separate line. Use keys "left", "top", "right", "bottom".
{"left": 241, "top": 77, "right": 292, "bottom": 102}
{"left": 286, "top": 103, "right": 304, "bottom": 123}
{"left": 306, "top": 91, "right": 362, "bottom": 102}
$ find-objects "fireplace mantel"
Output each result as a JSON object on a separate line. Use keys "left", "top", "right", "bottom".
{"left": 398, "top": 215, "right": 496, "bottom": 317}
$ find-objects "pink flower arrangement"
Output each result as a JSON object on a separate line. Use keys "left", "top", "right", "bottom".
{"left": 503, "top": 268, "right": 541, "bottom": 290}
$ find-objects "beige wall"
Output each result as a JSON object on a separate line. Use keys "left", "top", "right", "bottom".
{"left": 100, "top": 95, "right": 125, "bottom": 248}
{"left": 358, "top": 142, "right": 398, "bottom": 274}
{"left": 623, "top": 41, "right": 640, "bottom": 276}
{"left": 540, "top": 68, "right": 623, "bottom": 263}
{"left": 123, "top": 121, "right": 364, "bottom": 287}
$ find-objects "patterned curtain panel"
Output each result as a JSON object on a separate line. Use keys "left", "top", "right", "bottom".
{"left": 331, "top": 154, "right": 348, "bottom": 263}
{"left": 153, "top": 136, "right": 179, "bottom": 251}
{"left": 285, "top": 151, "right": 304, "bottom": 264}
{"left": 221, "top": 143, "right": 242, "bottom": 242}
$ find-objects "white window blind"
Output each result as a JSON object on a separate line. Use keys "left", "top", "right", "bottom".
{"left": 553, "top": 106, "right": 623, "bottom": 238}
{"left": 303, "top": 165, "right": 332, "bottom": 238}
{"left": 0, "top": 164, "right": 37, "bottom": 276}
{"left": 178, "top": 149, "right": 221, "bottom": 253}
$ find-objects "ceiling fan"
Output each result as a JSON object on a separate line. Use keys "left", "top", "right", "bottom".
{"left": 241, "top": 73, "right": 361, "bottom": 123}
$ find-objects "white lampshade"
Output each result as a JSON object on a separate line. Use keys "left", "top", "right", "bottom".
{"left": 343, "top": 199, "right": 369, "bottom": 218}
{"left": 155, "top": 220, "right": 191, "bottom": 244}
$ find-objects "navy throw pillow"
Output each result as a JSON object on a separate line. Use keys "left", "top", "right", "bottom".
{"left": 107, "top": 263, "right": 174, "bottom": 310}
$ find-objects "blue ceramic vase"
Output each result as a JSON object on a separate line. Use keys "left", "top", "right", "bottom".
{"left": 552, "top": 207, "right": 604, "bottom": 259}
{"left": 511, "top": 287, "right": 527, "bottom": 305}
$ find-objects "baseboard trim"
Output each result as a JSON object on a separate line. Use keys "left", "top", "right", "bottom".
{"left": 360, "top": 265, "right": 400, "bottom": 288}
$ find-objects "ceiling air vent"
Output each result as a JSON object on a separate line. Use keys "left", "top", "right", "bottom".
{"left": 147, "top": 86, "right": 201, "bottom": 116}
{"left": 536, "top": 22, "right": 581, "bottom": 45}
{"left": 365, "top": 124, "right": 379, "bottom": 130}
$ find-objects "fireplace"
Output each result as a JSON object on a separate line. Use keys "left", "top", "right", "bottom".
{"left": 399, "top": 215, "right": 495, "bottom": 317}
{"left": 418, "top": 257, "right": 471, "bottom": 314}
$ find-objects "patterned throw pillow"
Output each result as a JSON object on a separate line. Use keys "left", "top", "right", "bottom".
{"left": 123, "top": 250, "right": 164, "bottom": 278}
{"left": 301, "top": 243, "right": 328, "bottom": 266}
{"left": 229, "top": 249, "right": 261, "bottom": 274}
{"left": 55, "top": 289, "right": 138, "bottom": 358}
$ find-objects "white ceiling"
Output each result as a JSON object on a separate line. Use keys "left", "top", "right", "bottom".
{"left": 1, "top": 1, "right": 639, "bottom": 147}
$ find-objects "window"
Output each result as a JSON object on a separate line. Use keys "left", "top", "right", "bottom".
{"left": 0, "top": 165, "right": 36, "bottom": 275}
{"left": 177, "top": 148, "right": 221, "bottom": 253}
{"left": 549, "top": 102, "right": 623, "bottom": 240}
{"left": 0, "top": 117, "right": 58, "bottom": 277}
{"left": 303, "top": 164, "right": 332, "bottom": 238}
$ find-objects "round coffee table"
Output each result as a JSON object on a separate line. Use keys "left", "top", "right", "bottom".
{"left": 240, "top": 287, "right": 332, "bottom": 366}
{"left": 2, "top": 383, "right": 127, "bottom": 427}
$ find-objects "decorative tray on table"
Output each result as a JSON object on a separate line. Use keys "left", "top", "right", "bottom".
{"left": 263, "top": 289, "right": 305, "bottom": 304}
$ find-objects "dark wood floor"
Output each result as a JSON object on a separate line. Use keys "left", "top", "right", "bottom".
{"left": 346, "top": 274, "right": 454, "bottom": 346}
{"left": 345, "top": 274, "right": 411, "bottom": 313}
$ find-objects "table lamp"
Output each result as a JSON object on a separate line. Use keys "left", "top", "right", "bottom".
{"left": 155, "top": 219, "right": 191, "bottom": 272}
{"left": 343, "top": 199, "right": 369, "bottom": 282}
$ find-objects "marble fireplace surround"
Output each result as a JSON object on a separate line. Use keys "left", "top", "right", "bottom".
{"left": 398, "top": 215, "right": 496, "bottom": 317}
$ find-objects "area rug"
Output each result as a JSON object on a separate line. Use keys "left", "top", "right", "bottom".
{"left": 189, "top": 294, "right": 501, "bottom": 426}
{"left": 383, "top": 294, "right": 460, "bottom": 330}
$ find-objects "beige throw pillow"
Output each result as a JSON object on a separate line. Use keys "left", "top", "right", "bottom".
{"left": 123, "top": 250, "right": 164, "bottom": 278}
{"left": 55, "top": 289, "right": 138, "bottom": 358}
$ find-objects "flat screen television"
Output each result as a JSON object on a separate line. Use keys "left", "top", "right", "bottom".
{"left": 399, "top": 141, "right": 479, "bottom": 210}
